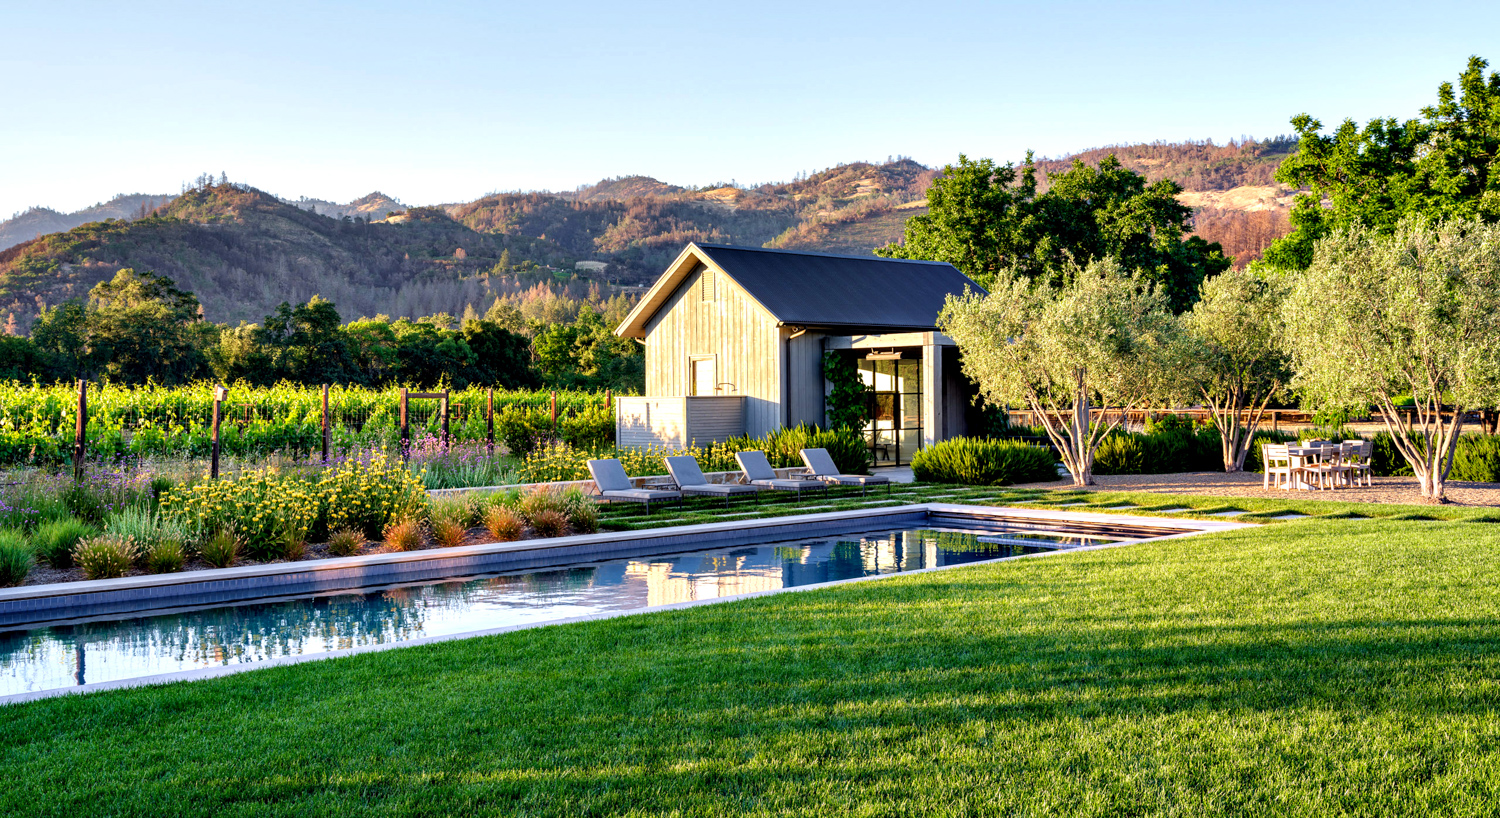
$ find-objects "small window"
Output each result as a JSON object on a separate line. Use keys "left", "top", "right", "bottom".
{"left": 691, "top": 357, "right": 716, "bottom": 396}
{"left": 700, "top": 270, "right": 716, "bottom": 302}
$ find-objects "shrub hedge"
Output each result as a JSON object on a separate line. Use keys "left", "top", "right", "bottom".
{"left": 911, "top": 438, "right": 1058, "bottom": 485}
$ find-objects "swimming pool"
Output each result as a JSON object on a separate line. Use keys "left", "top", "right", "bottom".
{"left": 0, "top": 505, "right": 1231, "bottom": 700}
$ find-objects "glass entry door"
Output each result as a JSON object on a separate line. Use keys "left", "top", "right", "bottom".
{"left": 858, "top": 358, "right": 922, "bottom": 466}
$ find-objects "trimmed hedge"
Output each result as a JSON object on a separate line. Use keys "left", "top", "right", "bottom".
{"left": 911, "top": 438, "right": 1058, "bottom": 486}
{"left": 1094, "top": 427, "right": 1297, "bottom": 475}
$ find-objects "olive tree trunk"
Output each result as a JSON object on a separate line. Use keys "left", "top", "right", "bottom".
{"left": 1375, "top": 394, "right": 1464, "bottom": 503}
{"left": 1028, "top": 368, "right": 1128, "bottom": 487}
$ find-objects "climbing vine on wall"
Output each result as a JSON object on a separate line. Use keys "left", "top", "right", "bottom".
{"left": 823, "top": 352, "right": 869, "bottom": 430}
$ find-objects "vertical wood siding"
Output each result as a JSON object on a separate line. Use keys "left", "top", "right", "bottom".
{"left": 784, "top": 330, "right": 826, "bottom": 428}
{"left": 643, "top": 263, "right": 784, "bottom": 436}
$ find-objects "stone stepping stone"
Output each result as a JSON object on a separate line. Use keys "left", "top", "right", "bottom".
{"left": 1153, "top": 507, "right": 1192, "bottom": 513}
{"left": 1103, "top": 505, "right": 1139, "bottom": 510}
{"left": 1210, "top": 510, "right": 1249, "bottom": 517}
{"left": 1058, "top": 502, "right": 1092, "bottom": 507}
{"left": 1271, "top": 513, "right": 1309, "bottom": 520}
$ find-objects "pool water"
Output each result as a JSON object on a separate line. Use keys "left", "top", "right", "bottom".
{"left": 1, "top": 523, "right": 1119, "bottom": 696}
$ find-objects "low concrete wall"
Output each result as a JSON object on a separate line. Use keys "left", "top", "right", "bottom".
{"left": 426, "top": 467, "right": 809, "bottom": 499}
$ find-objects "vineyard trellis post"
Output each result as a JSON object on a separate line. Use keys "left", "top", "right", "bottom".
{"left": 551, "top": 391, "right": 558, "bottom": 426}
{"left": 210, "top": 385, "right": 227, "bottom": 479}
{"left": 321, "top": 384, "right": 330, "bottom": 463}
{"left": 399, "top": 388, "right": 409, "bottom": 459}
{"left": 440, "top": 393, "right": 450, "bottom": 447}
{"left": 73, "top": 380, "right": 87, "bottom": 483}
{"left": 486, "top": 387, "right": 495, "bottom": 454}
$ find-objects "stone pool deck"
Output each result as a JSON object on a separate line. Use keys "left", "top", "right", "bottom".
{"left": 1014, "top": 471, "right": 1500, "bottom": 507}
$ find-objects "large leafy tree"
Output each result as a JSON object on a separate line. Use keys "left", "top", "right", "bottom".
{"left": 531, "top": 307, "right": 643, "bottom": 391}
{"left": 74, "top": 269, "right": 215, "bottom": 384}
{"left": 881, "top": 154, "right": 1229, "bottom": 312}
{"left": 1283, "top": 217, "right": 1500, "bottom": 503}
{"left": 1175, "top": 267, "right": 1292, "bottom": 472}
{"left": 1267, "top": 56, "right": 1500, "bottom": 270}
{"left": 939, "top": 258, "right": 1177, "bottom": 486}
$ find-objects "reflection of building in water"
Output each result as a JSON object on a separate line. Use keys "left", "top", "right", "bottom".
{"left": 628, "top": 552, "right": 787, "bottom": 606}
{"left": 624, "top": 531, "right": 963, "bottom": 606}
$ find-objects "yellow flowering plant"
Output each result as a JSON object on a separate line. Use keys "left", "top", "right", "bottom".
{"left": 317, "top": 452, "right": 428, "bottom": 539}
{"left": 159, "top": 467, "right": 318, "bottom": 561}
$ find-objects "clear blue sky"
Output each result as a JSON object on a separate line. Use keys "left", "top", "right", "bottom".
{"left": 2, "top": 0, "right": 1495, "bottom": 217}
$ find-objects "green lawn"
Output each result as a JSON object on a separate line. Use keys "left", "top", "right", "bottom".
{"left": 5, "top": 493, "right": 1500, "bottom": 815}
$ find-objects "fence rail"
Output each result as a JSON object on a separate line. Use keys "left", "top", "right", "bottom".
{"left": 1008, "top": 407, "right": 1500, "bottom": 435}
{"left": 12, "top": 382, "right": 618, "bottom": 478}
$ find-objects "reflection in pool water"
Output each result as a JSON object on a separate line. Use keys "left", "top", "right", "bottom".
{"left": 1, "top": 525, "right": 1115, "bottom": 696}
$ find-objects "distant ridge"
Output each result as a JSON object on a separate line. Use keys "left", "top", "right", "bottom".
{"left": 0, "top": 140, "right": 1305, "bottom": 330}
{"left": 0, "top": 193, "right": 173, "bottom": 252}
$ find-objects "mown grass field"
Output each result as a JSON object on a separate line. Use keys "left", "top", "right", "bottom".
{"left": 5, "top": 487, "right": 1500, "bottom": 815}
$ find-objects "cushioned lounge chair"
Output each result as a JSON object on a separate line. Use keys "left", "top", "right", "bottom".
{"left": 665, "top": 455, "right": 760, "bottom": 509}
{"left": 734, "top": 450, "right": 828, "bottom": 500}
{"left": 586, "top": 458, "right": 681, "bottom": 513}
{"left": 799, "top": 447, "right": 889, "bottom": 496}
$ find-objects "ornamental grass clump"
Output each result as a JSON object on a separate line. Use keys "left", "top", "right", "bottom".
{"left": 427, "top": 495, "right": 473, "bottom": 549}
{"left": 325, "top": 527, "right": 365, "bottom": 557}
{"left": 199, "top": 529, "right": 241, "bottom": 568}
{"left": 518, "top": 486, "right": 568, "bottom": 524}
{"left": 483, "top": 505, "right": 524, "bottom": 542}
{"left": 559, "top": 487, "right": 599, "bottom": 534}
{"left": 0, "top": 529, "right": 32, "bottom": 586}
{"left": 145, "top": 539, "right": 186, "bottom": 574}
{"left": 30, "top": 518, "right": 97, "bottom": 569}
{"left": 528, "top": 509, "right": 569, "bottom": 539}
{"left": 381, "top": 518, "right": 425, "bottom": 552}
{"left": 74, "top": 535, "right": 138, "bottom": 580}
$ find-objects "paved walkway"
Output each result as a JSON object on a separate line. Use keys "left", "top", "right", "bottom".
{"left": 872, "top": 466, "right": 915, "bottom": 484}
{"left": 1013, "top": 471, "right": 1500, "bottom": 507}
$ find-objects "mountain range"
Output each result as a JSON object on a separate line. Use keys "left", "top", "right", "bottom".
{"left": 0, "top": 139, "right": 1298, "bottom": 330}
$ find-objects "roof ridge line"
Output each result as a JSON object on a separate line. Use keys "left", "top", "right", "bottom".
{"left": 695, "top": 243, "right": 955, "bottom": 265}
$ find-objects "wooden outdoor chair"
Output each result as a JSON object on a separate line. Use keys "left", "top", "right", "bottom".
{"left": 1345, "top": 439, "right": 1374, "bottom": 487}
{"left": 1263, "top": 443, "right": 1294, "bottom": 489}
{"left": 1303, "top": 444, "right": 1353, "bottom": 490}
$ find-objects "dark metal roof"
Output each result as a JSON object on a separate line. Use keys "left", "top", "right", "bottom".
{"left": 695, "top": 244, "right": 985, "bottom": 331}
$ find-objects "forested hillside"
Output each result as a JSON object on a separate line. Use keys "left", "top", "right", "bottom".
{"left": 0, "top": 144, "right": 1299, "bottom": 333}
{"left": 0, "top": 184, "right": 572, "bottom": 328}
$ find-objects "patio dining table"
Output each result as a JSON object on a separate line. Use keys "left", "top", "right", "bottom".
{"left": 1284, "top": 444, "right": 1345, "bottom": 490}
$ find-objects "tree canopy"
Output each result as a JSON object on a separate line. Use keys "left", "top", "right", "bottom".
{"left": 1283, "top": 217, "right": 1500, "bottom": 502}
{"left": 938, "top": 258, "right": 1176, "bottom": 485}
{"left": 1266, "top": 56, "right": 1500, "bottom": 270}
{"left": 879, "top": 154, "right": 1229, "bottom": 312}
{"left": 1175, "top": 267, "right": 1292, "bottom": 471}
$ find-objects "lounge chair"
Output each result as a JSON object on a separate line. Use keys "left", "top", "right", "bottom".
{"left": 664, "top": 455, "right": 760, "bottom": 508}
{"left": 586, "top": 458, "right": 681, "bottom": 513}
{"left": 799, "top": 447, "right": 889, "bottom": 496}
{"left": 734, "top": 450, "right": 828, "bottom": 500}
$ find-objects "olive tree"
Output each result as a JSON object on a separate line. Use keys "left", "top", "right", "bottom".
{"left": 939, "top": 258, "right": 1176, "bottom": 486}
{"left": 1283, "top": 217, "right": 1500, "bottom": 502}
{"left": 1176, "top": 266, "right": 1293, "bottom": 471}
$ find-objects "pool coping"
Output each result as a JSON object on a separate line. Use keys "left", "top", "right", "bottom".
{"left": 0, "top": 505, "right": 1252, "bottom": 704}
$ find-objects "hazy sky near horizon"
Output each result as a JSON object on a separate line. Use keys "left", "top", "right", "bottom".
{"left": 2, "top": 0, "right": 1496, "bottom": 217}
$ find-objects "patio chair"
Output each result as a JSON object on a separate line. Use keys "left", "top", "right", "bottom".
{"left": 664, "top": 455, "right": 760, "bottom": 509}
{"left": 1302, "top": 444, "right": 1352, "bottom": 490}
{"left": 586, "top": 458, "right": 682, "bottom": 514}
{"left": 1262, "top": 443, "right": 1294, "bottom": 489}
{"left": 799, "top": 448, "right": 890, "bottom": 496}
{"left": 1345, "top": 439, "right": 1374, "bottom": 487}
{"left": 734, "top": 450, "right": 829, "bottom": 500}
